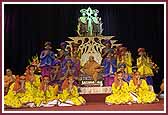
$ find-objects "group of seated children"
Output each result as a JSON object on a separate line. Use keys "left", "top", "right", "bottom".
{"left": 105, "top": 68, "right": 159, "bottom": 105}
{"left": 4, "top": 65, "right": 86, "bottom": 108}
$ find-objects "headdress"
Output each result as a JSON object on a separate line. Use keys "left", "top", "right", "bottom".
{"left": 44, "top": 41, "right": 52, "bottom": 49}
{"left": 132, "top": 66, "right": 138, "bottom": 71}
{"left": 119, "top": 47, "right": 127, "bottom": 52}
{"left": 138, "top": 48, "right": 145, "bottom": 52}
{"left": 118, "top": 63, "right": 126, "bottom": 68}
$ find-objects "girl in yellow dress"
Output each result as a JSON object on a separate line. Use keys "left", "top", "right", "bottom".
{"left": 117, "top": 47, "right": 132, "bottom": 75}
{"left": 129, "top": 71, "right": 158, "bottom": 104}
{"left": 38, "top": 76, "right": 59, "bottom": 107}
{"left": 58, "top": 76, "right": 86, "bottom": 106}
{"left": 137, "top": 48, "right": 154, "bottom": 77}
{"left": 25, "top": 65, "right": 41, "bottom": 90}
{"left": 105, "top": 71, "right": 133, "bottom": 105}
{"left": 4, "top": 75, "right": 34, "bottom": 108}
{"left": 27, "top": 76, "right": 58, "bottom": 107}
{"left": 24, "top": 65, "right": 43, "bottom": 107}
{"left": 137, "top": 48, "right": 154, "bottom": 90}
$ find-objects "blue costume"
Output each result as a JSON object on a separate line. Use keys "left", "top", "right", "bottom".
{"left": 102, "top": 57, "right": 117, "bottom": 76}
{"left": 122, "top": 72, "right": 131, "bottom": 83}
{"left": 118, "top": 63, "right": 131, "bottom": 83}
{"left": 40, "top": 50, "right": 55, "bottom": 67}
{"left": 61, "top": 59, "right": 78, "bottom": 86}
{"left": 146, "top": 76, "right": 153, "bottom": 85}
{"left": 40, "top": 42, "right": 55, "bottom": 77}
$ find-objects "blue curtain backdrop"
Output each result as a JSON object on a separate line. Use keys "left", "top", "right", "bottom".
{"left": 4, "top": 4, "right": 164, "bottom": 93}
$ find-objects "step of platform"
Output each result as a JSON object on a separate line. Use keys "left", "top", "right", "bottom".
{"left": 79, "top": 86, "right": 111, "bottom": 94}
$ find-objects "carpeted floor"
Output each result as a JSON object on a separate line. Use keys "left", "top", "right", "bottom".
{"left": 5, "top": 99, "right": 164, "bottom": 111}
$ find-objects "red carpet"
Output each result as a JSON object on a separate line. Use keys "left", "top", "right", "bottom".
{"left": 5, "top": 99, "right": 164, "bottom": 111}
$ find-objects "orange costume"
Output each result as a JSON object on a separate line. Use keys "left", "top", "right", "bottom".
{"left": 4, "top": 75, "right": 15, "bottom": 89}
{"left": 4, "top": 69, "right": 16, "bottom": 94}
{"left": 4, "top": 76, "right": 34, "bottom": 108}
{"left": 83, "top": 56, "right": 102, "bottom": 82}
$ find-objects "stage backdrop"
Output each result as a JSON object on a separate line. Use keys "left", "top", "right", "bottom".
{"left": 4, "top": 4, "right": 164, "bottom": 93}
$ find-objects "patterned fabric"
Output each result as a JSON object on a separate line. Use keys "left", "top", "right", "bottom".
{"left": 105, "top": 82, "right": 132, "bottom": 104}
{"left": 102, "top": 57, "right": 117, "bottom": 76}
{"left": 4, "top": 82, "right": 34, "bottom": 108}
{"left": 137, "top": 56, "right": 154, "bottom": 76}
{"left": 129, "top": 79, "right": 156, "bottom": 103}
{"left": 58, "top": 85, "right": 86, "bottom": 106}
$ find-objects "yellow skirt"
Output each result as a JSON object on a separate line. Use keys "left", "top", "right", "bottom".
{"left": 70, "top": 96, "right": 86, "bottom": 106}
{"left": 4, "top": 94, "right": 22, "bottom": 108}
{"left": 137, "top": 90, "right": 156, "bottom": 103}
{"left": 138, "top": 66, "right": 154, "bottom": 76}
{"left": 105, "top": 92, "right": 132, "bottom": 104}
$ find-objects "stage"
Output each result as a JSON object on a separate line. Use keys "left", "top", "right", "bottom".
{"left": 5, "top": 98, "right": 164, "bottom": 111}
{"left": 3, "top": 4, "right": 165, "bottom": 113}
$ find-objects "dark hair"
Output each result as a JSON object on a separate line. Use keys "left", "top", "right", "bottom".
{"left": 118, "top": 63, "right": 126, "bottom": 68}
{"left": 132, "top": 66, "right": 138, "bottom": 71}
{"left": 116, "top": 71, "right": 122, "bottom": 74}
{"left": 44, "top": 41, "right": 52, "bottom": 46}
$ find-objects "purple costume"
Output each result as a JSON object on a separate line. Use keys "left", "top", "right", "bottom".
{"left": 102, "top": 57, "right": 117, "bottom": 86}
{"left": 40, "top": 42, "right": 55, "bottom": 77}
{"left": 101, "top": 40, "right": 114, "bottom": 65}
{"left": 72, "top": 58, "right": 80, "bottom": 77}
{"left": 49, "top": 60, "right": 63, "bottom": 89}
{"left": 61, "top": 58, "right": 78, "bottom": 86}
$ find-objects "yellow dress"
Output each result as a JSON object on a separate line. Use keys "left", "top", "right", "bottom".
{"left": 33, "top": 84, "right": 59, "bottom": 107}
{"left": 33, "top": 89, "right": 45, "bottom": 107}
{"left": 58, "top": 85, "right": 86, "bottom": 106}
{"left": 129, "top": 79, "right": 156, "bottom": 104}
{"left": 29, "top": 75, "right": 41, "bottom": 94}
{"left": 32, "top": 75, "right": 41, "bottom": 88}
{"left": 124, "top": 52, "right": 132, "bottom": 74}
{"left": 137, "top": 57, "right": 154, "bottom": 76}
{"left": 27, "top": 75, "right": 43, "bottom": 107}
{"left": 117, "top": 52, "right": 132, "bottom": 74}
{"left": 43, "top": 85, "right": 59, "bottom": 102}
{"left": 105, "top": 82, "right": 132, "bottom": 104}
{"left": 4, "top": 82, "right": 34, "bottom": 108}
